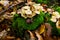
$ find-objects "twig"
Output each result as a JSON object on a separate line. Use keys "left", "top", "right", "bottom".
{"left": 0, "top": 1, "right": 26, "bottom": 16}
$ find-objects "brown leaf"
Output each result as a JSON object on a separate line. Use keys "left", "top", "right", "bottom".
{"left": 35, "top": 31, "right": 43, "bottom": 40}
{"left": 45, "top": 23, "right": 52, "bottom": 37}
{"left": 27, "top": 0, "right": 32, "bottom": 3}
{"left": 43, "top": 23, "right": 53, "bottom": 40}
{"left": 27, "top": 30, "right": 36, "bottom": 40}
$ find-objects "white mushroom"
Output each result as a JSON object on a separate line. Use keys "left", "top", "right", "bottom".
{"left": 56, "top": 19, "right": 60, "bottom": 28}
{"left": 20, "top": 3, "right": 44, "bottom": 18}
{"left": 50, "top": 12, "right": 60, "bottom": 22}
{"left": 50, "top": 16, "right": 57, "bottom": 22}
{"left": 21, "top": 6, "right": 36, "bottom": 18}
{"left": 33, "top": 4, "right": 44, "bottom": 14}
{"left": 52, "top": 12, "right": 60, "bottom": 18}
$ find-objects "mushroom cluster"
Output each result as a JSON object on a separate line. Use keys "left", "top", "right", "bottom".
{"left": 20, "top": 3, "right": 44, "bottom": 18}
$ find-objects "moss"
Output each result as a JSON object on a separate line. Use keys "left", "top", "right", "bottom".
{"left": 55, "top": 6, "right": 60, "bottom": 13}
{"left": 12, "top": 12, "right": 45, "bottom": 37}
{"left": 57, "top": 28, "right": 60, "bottom": 36}
{"left": 12, "top": 12, "right": 44, "bottom": 30}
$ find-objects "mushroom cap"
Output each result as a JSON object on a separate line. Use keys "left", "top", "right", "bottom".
{"left": 56, "top": 19, "right": 60, "bottom": 28}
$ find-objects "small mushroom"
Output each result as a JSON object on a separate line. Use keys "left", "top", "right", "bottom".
{"left": 50, "top": 16, "right": 57, "bottom": 22}
{"left": 33, "top": 4, "right": 44, "bottom": 14}
{"left": 52, "top": 12, "right": 60, "bottom": 18}
{"left": 50, "top": 12, "right": 60, "bottom": 22}
{"left": 21, "top": 6, "right": 35, "bottom": 18}
{"left": 56, "top": 18, "right": 60, "bottom": 28}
